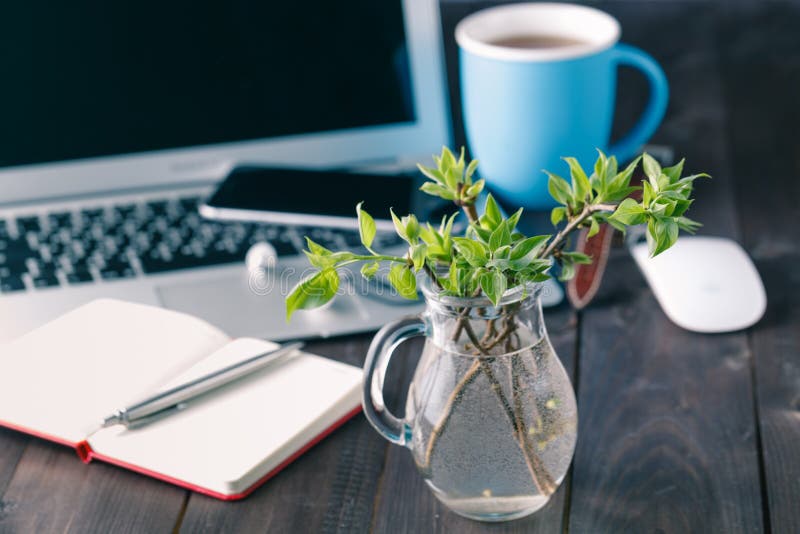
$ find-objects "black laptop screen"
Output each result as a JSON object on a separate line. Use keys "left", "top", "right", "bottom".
{"left": 0, "top": 1, "right": 414, "bottom": 168}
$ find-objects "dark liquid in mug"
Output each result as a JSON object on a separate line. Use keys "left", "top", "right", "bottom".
{"left": 489, "top": 34, "right": 588, "bottom": 49}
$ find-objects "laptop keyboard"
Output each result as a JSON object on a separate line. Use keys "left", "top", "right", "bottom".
{"left": 0, "top": 196, "right": 402, "bottom": 294}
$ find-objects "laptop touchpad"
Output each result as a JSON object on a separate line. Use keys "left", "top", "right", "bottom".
{"left": 156, "top": 270, "right": 367, "bottom": 340}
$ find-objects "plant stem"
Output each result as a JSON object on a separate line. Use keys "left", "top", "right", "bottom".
{"left": 511, "top": 353, "right": 558, "bottom": 496}
{"left": 419, "top": 359, "right": 481, "bottom": 472}
{"left": 421, "top": 311, "right": 557, "bottom": 497}
{"left": 539, "top": 203, "right": 617, "bottom": 259}
{"left": 422, "top": 261, "right": 444, "bottom": 290}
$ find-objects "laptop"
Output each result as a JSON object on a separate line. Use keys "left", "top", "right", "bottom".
{"left": 0, "top": 0, "right": 451, "bottom": 343}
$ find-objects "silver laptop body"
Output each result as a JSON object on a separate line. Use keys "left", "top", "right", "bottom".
{"left": 0, "top": 0, "right": 451, "bottom": 343}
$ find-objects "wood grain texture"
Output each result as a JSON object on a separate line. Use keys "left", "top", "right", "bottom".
{"left": 570, "top": 254, "right": 763, "bottom": 533}
{"left": 178, "top": 337, "right": 390, "bottom": 534}
{"left": 0, "top": 429, "right": 28, "bottom": 514}
{"left": 4, "top": 2, "right": 800, "bottom": 532}
{"left": 370, "top": 307, "right": 578, "bottom": 533}
{"left": 721, "top": 3, "right": 800, "bottom": 531}
{"left": 0, "top": 440, "right": 186, "bottom": 533}
{"left": 567, "top": 2, "right": 765, "bottom": 532}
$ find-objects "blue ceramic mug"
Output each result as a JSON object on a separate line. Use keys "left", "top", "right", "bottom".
{"left": 456, "top": 3, "right": 668, "bottom": 209}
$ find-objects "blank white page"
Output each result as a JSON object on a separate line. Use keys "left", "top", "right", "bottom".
{"left": 0, "top": 299, "right": 230, "bottom": 444}
{"left": 87, "top": 338, "right": 362, "bottom": 496}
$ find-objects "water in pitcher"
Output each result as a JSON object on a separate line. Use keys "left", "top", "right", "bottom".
{"left": 406, "top": 335, "right": 578, "bottom": 521}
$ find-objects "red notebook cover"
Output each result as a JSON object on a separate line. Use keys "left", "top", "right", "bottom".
{"left": 0, "top": 406, "right": 361, "bottom": 501}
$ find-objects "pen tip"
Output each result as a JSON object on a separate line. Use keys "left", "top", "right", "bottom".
{"left": 102, "top": 414, "right": 122, "bottom": 428}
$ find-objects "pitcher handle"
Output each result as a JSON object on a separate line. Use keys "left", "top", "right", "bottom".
{"left": 362, "top": 315, "right": 427, "bottom": 447}
{"left": 607, "top": 43, "right": 670, "bottom": 162}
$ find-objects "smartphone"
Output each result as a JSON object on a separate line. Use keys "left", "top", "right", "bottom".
{"left": 200, "top": 166, "right": 456, "bottom": 230}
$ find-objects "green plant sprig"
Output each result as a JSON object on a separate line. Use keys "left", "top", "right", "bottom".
{"left": 285, "top": 147, "right": 707, "bottom": 320}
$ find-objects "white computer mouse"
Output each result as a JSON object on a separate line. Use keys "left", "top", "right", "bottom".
{"left": 629, "top": 236, "right": 766, "bottom": 333}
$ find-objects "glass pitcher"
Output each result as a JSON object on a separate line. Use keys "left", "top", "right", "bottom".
{"left": 363, "top": 281, "right": 578, "bottom": 522}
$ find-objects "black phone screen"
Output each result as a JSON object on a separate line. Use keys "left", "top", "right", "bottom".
{"left": 204, "top": 166, "right": 440, "bottom": 222}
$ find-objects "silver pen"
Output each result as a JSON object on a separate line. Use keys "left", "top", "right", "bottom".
{"left": 100, "top": 341, "right": 304, "bottom": 430}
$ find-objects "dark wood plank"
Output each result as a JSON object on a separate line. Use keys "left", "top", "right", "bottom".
{"left": 179, "top": 336, "right": 390, "bottom": 534}
{"left": 570, "top": 254, "right": 763, "bottom": 532}
{"left": 0, "top": 440, "right": 186, "bottom": 533}
{"left": 370, "top": 306, "right": 578, "bottom": 533}
{"left": 568, "top": 2, "right": 764, "bottom": 532}
{"left": 0, "top": 429, "right": 28, "bottom": 497}
{"left": 720, "top": 3, "right": 800, "bottom": 531}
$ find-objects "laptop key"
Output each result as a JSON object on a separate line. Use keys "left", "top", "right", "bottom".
{"left": 100, "top": 267, "right": 136, "bottom": 280}
{"left": 179, "top": 197, "right": 201, "bottom": 212}
{"left": 47, "top": 212, "right": 73, "bottom": 229}
{"left": 0, "top": 275, "right": 25, "bottom": 293}
{"left": 66, "top": 268, "right": 94, "bottom": 284}
{"left": 31, "top": 271, "right": 60, "bottom": 288}
{"left": 16, "top": 216, "right": 41, "bottom": 234}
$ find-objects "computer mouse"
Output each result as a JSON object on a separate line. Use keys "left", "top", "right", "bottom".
{"left": 629, "top": 236, "right": 766, "bottom": 333}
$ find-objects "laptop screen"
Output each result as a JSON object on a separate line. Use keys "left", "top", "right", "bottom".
{"left": 0, "top": 1, "right": 414, "bottom": 169}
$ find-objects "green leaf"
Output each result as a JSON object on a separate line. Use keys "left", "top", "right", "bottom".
{"left": 390, "top": 208, "right": 407, "bottom": 242}
{"left": 285, "top": 268, "right": 339, "bottom": 321}
{"left": 488, "top": 220, "right": 511, "bottom": 251}
{"left": 587, "top": 217, "right": 600, "bottom": 238}
{"left": 403, "top": 214, "right": 420, "bottom": 241}
{"left": 676, "top": 216, "right": 702, "bottom": 233}
{"left": 662, "top": 158, "right": 685, "bottom": 182}
{"left": 672, "top": 198, "right": 693, "bottom": 217}
{"left": 444, "top": 166, "right": 459, "bottom": 189}
{"left": 642, "top": 180, "right": 655, "bottom": 205}
{"left": 606, "top": 156, "right": 640, "bottom": 200}
{"left": 442, "top": 211, "right": 458, "bottom": 238}
{"left": 360, "top": 261, "right": 379, "bottom": 279}
{"left": 609, "top": 198, "right": 647, "bottom": 226}
{"left": 465, "top": 179, "right": 485, "bottom": 198}
{"left": 356, "top": 202, "right": 376, "bottom": 249}
{"left": 509, "top": 235, "right": 549, "bottom": 270}
{"left": 593, "top": 149, "right": 608, "bottom": 191}
{"left": 416, "top": 164, "right": 446, "bottom": 185}
{"left": 558, "top": 258, "right": 576, "bottom": 281}
{"left": 656, "top": 172, "right": 670, "bottom": 191}
{"left": 303, "top": 237, "right": 334, "bottom": 269}
{"left": 440, "top": 146, "right": 456, "bottom": 172}
{"left": 465, "top": 158, "right": 479, "bottom": 183}
{"left": 642, "top": 153, "right": 662, "bottom": 184}
{"left": 470, "top": 224, "right": 491, "bottom": 242}
{"left": 562, "top": 251, "right": 592, "bottom": 264}
{"left": 606, "top": 155, "right": 619, "bottom": 183}
{"left": 418, "top": 223, "right": 438, "bottom": 246}
{"left": 453, "top": 237, "right": 488, "bottom": 267}
{"left": 305, "top": 236, "right": 332, "bottom": 256}
{"left": 564, "top": 157, "right": 592, "bottom": 202}
{"left": 419, "top": 181, "right": 456, "bottom": 200}
{"left": 493, "top": 244, "right": 511, "bottom": 259}
{"left": 546, "top": 171, "right": 572, "bottom": 206}
{"left": 606, "top": 217, "right": 627, "bottom": 233}
{"left": 411, "top": 243, "right": 428, "bottom": 271}
{"left": 648, "top": 217, "right": 679, "bottom": 256}
{"left": 483, "top": 193, "right": 503, "bottom": 229}
{"left": 550, "top": 206, "right": 566, "bottom": 226}
{"left": 506, "top": 207, "right": 523, "bottom": 233}
{"left": 389, "top": 264, "right": 418, "bottom": 300}
{"left": 480, "top": 269, "right": 507, "bottom": 306}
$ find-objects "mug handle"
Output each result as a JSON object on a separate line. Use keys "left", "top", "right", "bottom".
{"left": 607, "top": 43, "right": 669, "bottom": 162}
{"left": 362, "top": 315, "right": 427, "bottom": 447}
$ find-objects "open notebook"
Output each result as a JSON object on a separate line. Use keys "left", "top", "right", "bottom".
{"left": 0, "top": 299, "right": 362, "bottom": 500}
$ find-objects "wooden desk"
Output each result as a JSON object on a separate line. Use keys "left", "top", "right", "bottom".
{"left": 1, "top": 1, "right": 798, "bottom": 532}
